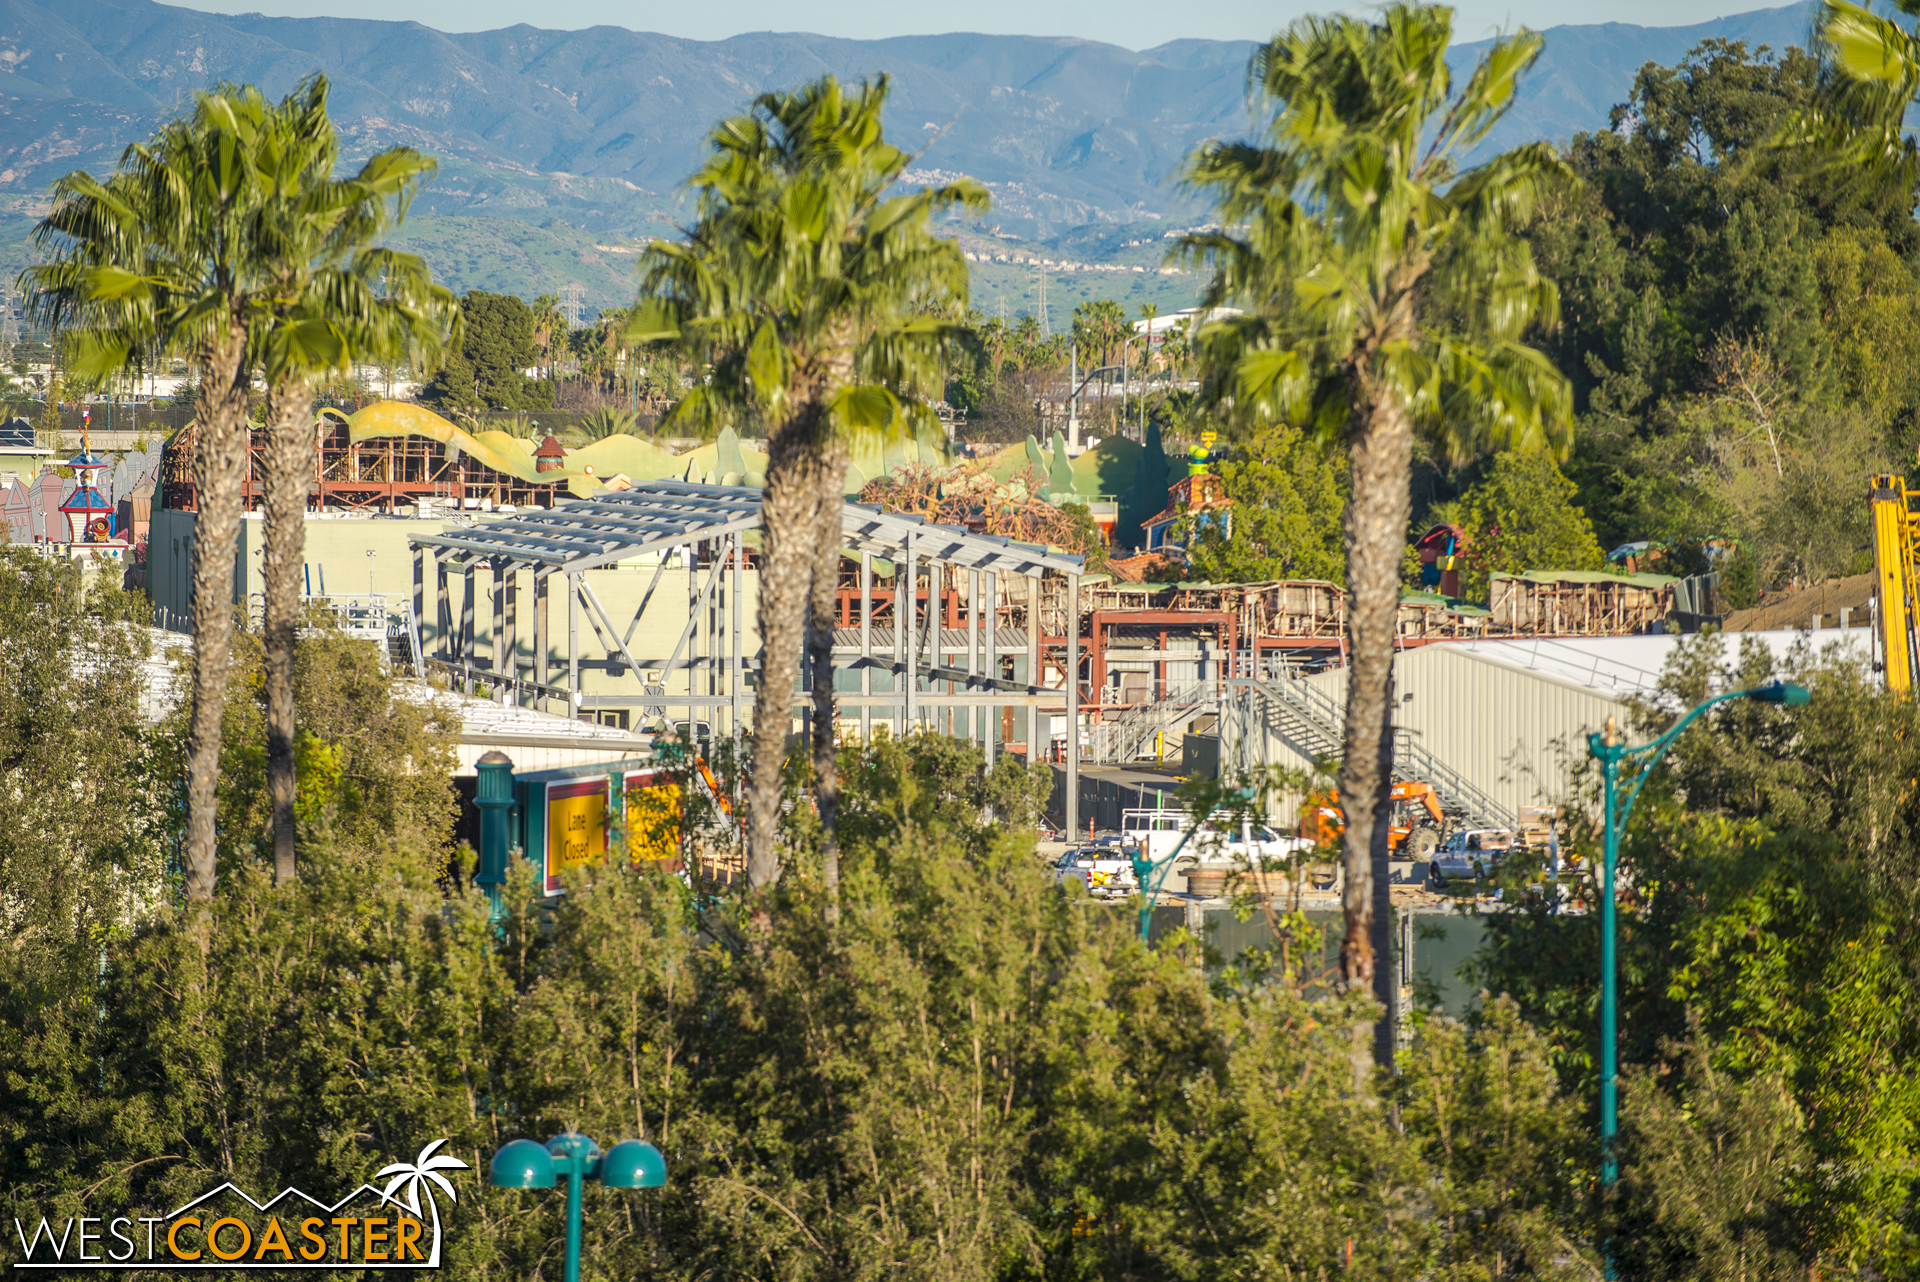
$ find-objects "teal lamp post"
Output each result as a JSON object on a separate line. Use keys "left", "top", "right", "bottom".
{"left": 473, "top": 751, "right": 516, "bottom": 923}
{"left": 490, "top": 1134, "right": 666, "bottom": 1282}
{"left": 1586, "top": 678, "right": 1808, "bottom": 1189}
{"left": 1129, "top": 787, "right": 1254, "bottom": 942}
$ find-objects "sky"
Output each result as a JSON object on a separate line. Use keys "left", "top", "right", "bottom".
{"left": 181, "top": 0, "right": 1781, "bottom": 48}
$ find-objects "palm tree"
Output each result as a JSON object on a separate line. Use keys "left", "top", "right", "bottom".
{"left": 564, "top": 407, "right": 642, "bottom": 445}
{"left": 633, "top": 74, "right": 986, "bottom": 903}
{"left": 375, "top": 1139, "right": 469, "bottom": 1267}
{"left": 25, "top": 88, "right": 285, "bottom": 902}
{"left": 530, "top": 292, "right": 564, "bottom": 382}
{"left": 247, "top": 76, "right": 454, "bottom": 886}
{"left": 1778, "top": 2, "right": 1920, "bottom": 190}
{"left": 1179, "top": 3, "right": 1573, "bottom": 1065}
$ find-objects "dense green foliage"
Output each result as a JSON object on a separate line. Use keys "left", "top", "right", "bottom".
{"left": 421, "top": 291, "right": 554, "bottom": 411}
{"left": 1452, "top": 451, "right": 1610, "bottom": 598}
{"left": 1475, "top": 634, "right": 1920, "bottom": 1276}
{"left": 1524, "top": 38, "right": 1920, "bottom": 586}
{"left": 0, "top": 550, "right": 164, "bottom": 995}
{"left": 0, "top": 709, "right": 1604, "bottom": 1281}
{"left": 1184, "top": 425, "right": 1349, "bottom": 585}
{"left": 187, "top": 629, "right": 462, "bottom": 870}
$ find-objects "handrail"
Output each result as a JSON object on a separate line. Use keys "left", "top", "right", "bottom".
{"left": 1246, "top": 671, "right": 1515, "bottom": 830}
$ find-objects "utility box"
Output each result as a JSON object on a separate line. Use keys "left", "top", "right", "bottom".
{"left": 1182, "top": 732, "right": 1220, "bottom": 779}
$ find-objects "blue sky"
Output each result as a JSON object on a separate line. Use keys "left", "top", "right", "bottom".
{"left": 182, "top": 0, "right": 1779, "bottom": 47}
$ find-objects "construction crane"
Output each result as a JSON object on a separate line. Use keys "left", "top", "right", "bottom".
{"left": 1870, "top": 474, "right": 1920, "bottom": 696}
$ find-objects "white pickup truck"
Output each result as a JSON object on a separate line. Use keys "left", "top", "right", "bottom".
{"left": 1122, "top": 808, "right": 1315, "bottom": 866}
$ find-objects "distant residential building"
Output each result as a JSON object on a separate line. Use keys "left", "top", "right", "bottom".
{"left": 0, "top": 418, "right": 52, "bottom": 485}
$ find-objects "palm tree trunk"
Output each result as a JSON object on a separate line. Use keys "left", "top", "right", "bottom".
{"left": 806, "top": 439, "right": 851, "bottom": 924}
{"left": 747, "top": 404, "right": 832, "bottom": 890}
{"left": 262, "top": 380, "right": 314, "bottom": 887}
{"left": 1337, "top": 388, "right": 1414, "bottom": 1072}
{"left": 182, "top": 338, "right": 252, "bottom": 901}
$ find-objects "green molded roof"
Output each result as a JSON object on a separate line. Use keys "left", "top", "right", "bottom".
{"left": 1493, "top": 569, "right": 1680, "bottom": 589}
{"left": 1400, "top": 588, "right": 1492, "bottom": 617}
{"left": 338, "top": 401, "right": 940, "bottom": 496}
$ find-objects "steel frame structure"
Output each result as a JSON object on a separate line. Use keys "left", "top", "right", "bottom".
{"left": 408, "top": 480, "right": 1088, "bottom": 828}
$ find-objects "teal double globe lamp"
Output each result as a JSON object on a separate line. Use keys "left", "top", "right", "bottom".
{"left": 1587, "top": 677, "right": 1808, "bottom": 1192}
{"left": 491, "top": 1134, "right": 666, "bottom": 1282}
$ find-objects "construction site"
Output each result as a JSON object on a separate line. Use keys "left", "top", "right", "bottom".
{"left": 15, "top": 398, "right": 1846, "bottom": 856}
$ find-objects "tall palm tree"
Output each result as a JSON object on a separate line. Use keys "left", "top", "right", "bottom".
{"left": 25, "top": 88, "right": 289, "bottom": 901}
{"left": 1179, "top": 3, "right": 1573, "bottom": 1065}
{"left": 247, "top": 77, "right": 454, "bottom": 887}
{"left": 632, "top": 74, "right": 986, "bottom": 903}
{"left": 530, "top": 292, "right": 564, "bottom": 382}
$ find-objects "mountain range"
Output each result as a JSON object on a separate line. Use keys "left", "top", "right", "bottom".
{"left": 0, "top": 0, "right": 1826, "bottom": 311}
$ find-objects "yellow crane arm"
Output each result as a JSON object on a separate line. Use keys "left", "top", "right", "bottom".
{"left": 1869, "top": 474, "right": 1920, "bottom": 697}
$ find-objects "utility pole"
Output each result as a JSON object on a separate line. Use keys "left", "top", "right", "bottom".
{"left": 1068, "top": 344, "right": 1079, "bottom": 452}
{"left": 0, "top": 283, "right": 16, "bottom": 363}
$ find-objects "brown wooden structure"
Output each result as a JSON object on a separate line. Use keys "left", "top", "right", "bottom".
{"left": 161, "top": 420, "right": 572, "bottom": 513}
{"left": 1488, "top": 572, "right": 1675, "bottom": 636}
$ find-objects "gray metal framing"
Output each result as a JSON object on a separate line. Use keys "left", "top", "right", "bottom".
{"left": 408, "top": 480, "right": 1088, "bottom": 829}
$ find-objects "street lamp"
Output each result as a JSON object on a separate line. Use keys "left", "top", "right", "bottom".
{"left": 1119, "top": 332, "right": 1149, "bottom": 440}
{"left": 491, "top": 1133, "right": 666, "bottom": 1282}
{"left": 1585, "top": 678, "right": 1809, "bottom": 1189}
{"left": 1128, "top": 786, "right": 1254, "bottom": 942}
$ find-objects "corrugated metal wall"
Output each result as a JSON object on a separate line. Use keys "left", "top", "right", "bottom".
{"left": 1248, "top": 645, "right": 1626, "bottom": 818}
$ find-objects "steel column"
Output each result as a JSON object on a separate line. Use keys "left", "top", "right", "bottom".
{"left": 968, "top": 568, "right": 980, "bottom": 747}
{"left": 461, "top": 561, "right": 476, "bottom": 695}
{"left": 412, "top": 547, "right": 426, "bottom": 673}
{"left": 435, "top": 553, "right": 452, "bottom": 666}
{"left": 732, "top": 534, "right": 744, "bottom": 741}
{"left": 1027, "top": 573, "right": 1041, "bottom": 754}
{"left": 535, "top": 571, "right": 550, "bottom": 713}
{"left": 490, "top": 558, "right": 506, "bottom": 687}
{"left": 567, "top": 571, "right": 580, "bottom": 720}
{"left": 904, "top": 531, "right": 918, "bottom": 735}
{"left": 1066, "top": 571, "right": 1080, "bottom": 837}
{"left": 503, "top": 565, "right": 519, "bottom": 704}
{"left": 860, "top": 552, "right": 873, "bottom": 743}
{"left": 985, "top": 570, "right": 998, "bottom": 766}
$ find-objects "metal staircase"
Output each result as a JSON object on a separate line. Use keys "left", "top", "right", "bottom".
{"left": 1248, "top": 676, "right": 1515, "bottom": 831}
{"left": 1087, "top": 679, "right": 1218, "bottom": 764}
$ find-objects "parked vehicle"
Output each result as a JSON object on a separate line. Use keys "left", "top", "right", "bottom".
{"left": 1432, "top": 828, "right": 1515, "bottom": 883}
{"left": 1120, "top": 807, "right": 1190, "bottom": 847}
{"left": 1123, "top": 806, "right": 1310, "bottom": 865}
{"left": 1052, "top": 846, "right": 1138, "bottom": 898}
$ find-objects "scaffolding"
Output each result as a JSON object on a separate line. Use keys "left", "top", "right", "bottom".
{"left": 1487, "top": 572, "right": 1676, "bottom": 636}
{"left": 407, "top": 479, "right": 1091, "bottom": 828}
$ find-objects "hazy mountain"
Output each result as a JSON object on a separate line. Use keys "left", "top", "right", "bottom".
{"left": 0, "top": 0, "right": 1825, "bottom": 311}
{"left": 2, "top": 0, "right": 1822, "bottom": 222}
